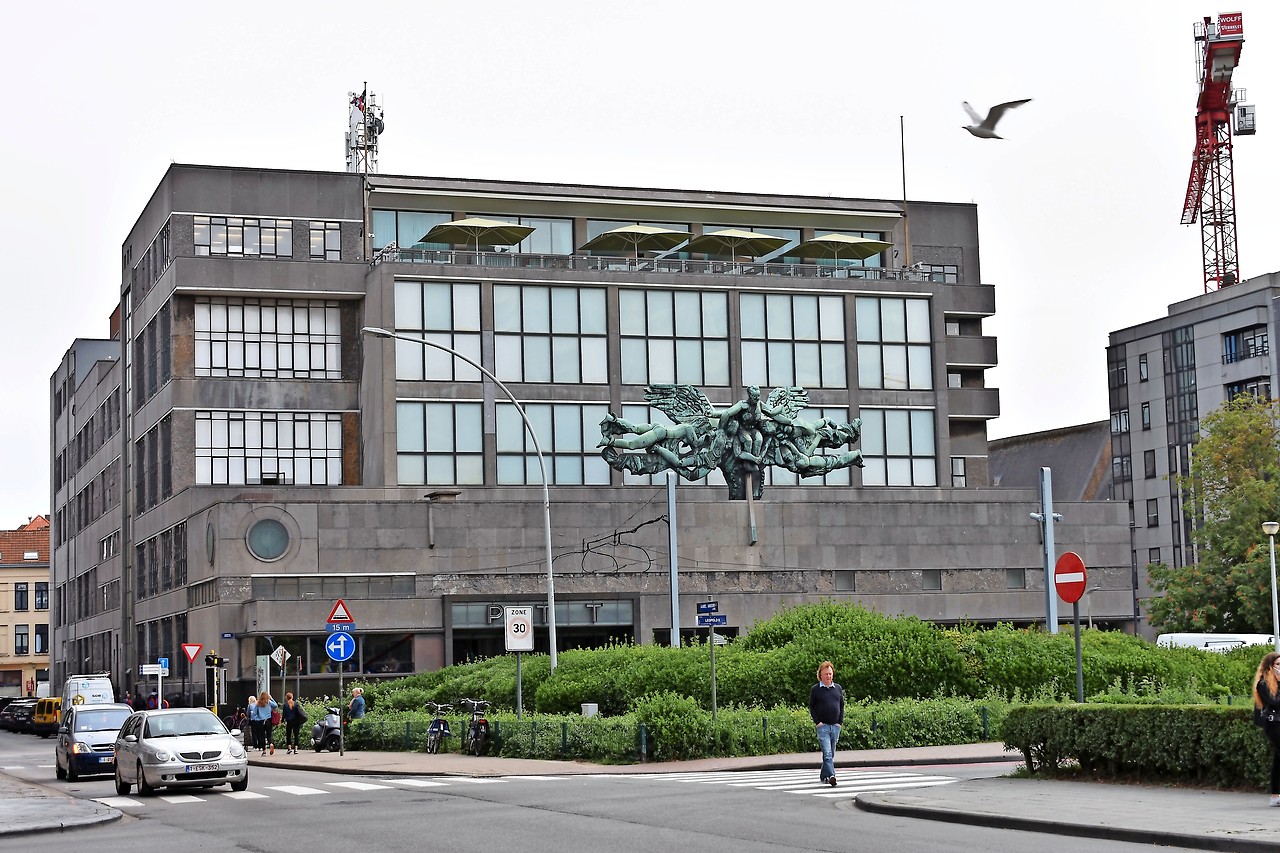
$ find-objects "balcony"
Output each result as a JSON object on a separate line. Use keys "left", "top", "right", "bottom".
{"left": 370, "top": 247, "right": 952, "bottom": 283}
{"left": 947, "top": 387, "right": 1001, "bottom": 420}
{"left": 944, "top": 335, "right": 998, "bottom": 369}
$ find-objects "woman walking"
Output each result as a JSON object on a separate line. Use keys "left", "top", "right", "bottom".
{"left": 1254, "top": 651, "right": 1280, "bottom": 806}
{"left": 250, "top": 691, "right": 279, "bottom": 756}
{"left": 280, "top": 692, "right": 307, "bottom": 755}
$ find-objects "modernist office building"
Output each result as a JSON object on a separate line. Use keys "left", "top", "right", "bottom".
{"left": 50, "top": 164, "right": 1131, "bottom": 697}
{"left": 1107, "top": 271, "right": 1280, "bottom": 614}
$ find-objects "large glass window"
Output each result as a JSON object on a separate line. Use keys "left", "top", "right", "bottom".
{"left": 620, "top": 289, "right": 729, "bottom": 386}
{"left": 856, "top": 297, "right": 933, "bottom": 390}
{"left": 393, "top": 282, "right": 481, "bottom": 381}
{"left": 193, "top": 216, "right": 292, "bottom": 258}
{"left": 14, "top": 624, "right": 29, "bottom": 656}
{"left": 34, "top": 582, "right": 48, "bottom": 610}
{"left": 396, "top": 401, "right": 484, "bottom": 485}
{"left": 497, "top": 403, "right": 611, "bottom": 485}
{"left": 14, "top": 582, "right": 27, "bottom": 611}
{"left": 371, "top": 210, "right": 452, "bottom": 251}
{"left": 195, "top": 411, "right": 343, "bottom": 486}
{"left": 515, "top": 217, "right": 573, "bottom": 255}
{"left": 494, "top": 285, "right": 607, "bottom": 384}
{"left": 741, "top": 293, "right": 847, "bottom": 388}
{"left": 34, "top": 624, "right": 47, "bottom": 655}
{"left": 859, "top": 408, "right": 937, "bottom": 486}
{"left": 195, "top": 298, "right": 342, "bottom": 380}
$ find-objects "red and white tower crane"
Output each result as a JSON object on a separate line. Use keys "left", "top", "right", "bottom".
{"left": 1180, "top": 11, "right": 1254, "bottom": 292}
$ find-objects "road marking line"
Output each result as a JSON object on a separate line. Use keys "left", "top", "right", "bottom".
{"left": 221, "top": 791, "right": 269, "bottom": 799}
{"left": 500, "top": 775, "right": 569, "bottom": 780}
{"left": 328, "top": 781, "right": 393, "bottom": 790}
{"left": 389, "top": 778, "right": 449, "bottom": 787}
{"left": 158, "top": 794, "right": 204, "bottom": 803}
{"left": 95, "top": 796, "right": 142, "bottom": 807}
{"left": 266, "top": 785, "right": 329, "bottom": 795}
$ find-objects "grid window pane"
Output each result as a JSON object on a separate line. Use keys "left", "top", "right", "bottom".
{"left": 195, "top": 297, "right": 342, "bottom": 380}
{"left": 741, "top": 292, "right": 845, "bottom": 388}
{"left": 195, "top": 411, "right": 344, "bottom": 485}
{"left": 621, "top": 288, "right": 731, "bottom": 390}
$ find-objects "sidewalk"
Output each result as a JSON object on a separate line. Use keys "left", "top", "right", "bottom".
{"left": 7, "top": 742, "right": 1280, "bottom": 851}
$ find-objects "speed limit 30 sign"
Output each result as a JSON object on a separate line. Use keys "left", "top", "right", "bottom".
{"left": 505, "top": 606, "right": 535, "bottom": 652}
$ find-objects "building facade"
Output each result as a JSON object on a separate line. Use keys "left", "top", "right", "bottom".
{"left": 51, "top": 164, "right": 1131, "bottom": 700}
{"left": 0, "top": 516, "right": 52, "bottom": 697}
{"left": 1107, "top": 271, "right": 1280, "bottom": 627}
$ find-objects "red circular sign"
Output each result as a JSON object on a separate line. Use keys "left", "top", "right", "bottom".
{"left": 1054, "top": 551, "right": 1088, "bottom": 603}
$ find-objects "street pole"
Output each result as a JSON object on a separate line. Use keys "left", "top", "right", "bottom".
{"left": 1265, "top": 522, "right": 1280, "bottom": 652}
{"left": 1030, "top": 467, "right": 1063, "bottom": 634}
{"left": 668, "top": 472, "right": 680, "bottom": 648}
{"left": 362, "top": 327, "right": 559, "bottom": 671}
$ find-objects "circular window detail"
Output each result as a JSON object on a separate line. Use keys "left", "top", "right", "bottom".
{"left": 246, "top": 519, "right": 290, "bottom": 562}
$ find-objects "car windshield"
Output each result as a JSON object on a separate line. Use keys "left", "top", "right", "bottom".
{"left": 76, "top": 710, "right": 131, "bottom": 732}
{"left": 145, "top": 712, "right": 227, "bottom": 738}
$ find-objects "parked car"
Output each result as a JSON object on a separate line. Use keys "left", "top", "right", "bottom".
{"left": 1, "top": 698, "right": 38, "bottom": 732}
{"left": 113, "top": 708, "right": 248, "bottom": 795}
{"left": 33, "top": 697, "right": 62, "bottom": 737}
{"left": 55, "top": 703, "right": 133, "bottom": 782}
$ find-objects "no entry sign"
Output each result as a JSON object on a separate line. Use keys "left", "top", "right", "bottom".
{"left": 1054, "top": 551, "right": 1088, "bottom": 604}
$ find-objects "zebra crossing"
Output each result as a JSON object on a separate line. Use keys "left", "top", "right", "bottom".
{"left": 92, "top": 775, "right": 563, "bottom": 808}
{"left": 610, "top": 768, "right": 958, "bottom": 799}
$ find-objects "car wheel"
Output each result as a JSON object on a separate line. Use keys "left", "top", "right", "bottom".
{"left": 231, "top": 770, "right": 248, "bottom": 792}
{"left": 66, "top": 760, "right": 79, "bottom": 783}
{"left": 55, "top": 757, "right": 66, "bottom": 780}
{"left": 114, "top": 765, "right": 130, "bottom": 796}
{"left": 138, "top": 763, "right": 156, "bottom": 796}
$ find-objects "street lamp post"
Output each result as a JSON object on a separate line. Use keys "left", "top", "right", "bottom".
{"left": 1083, "top": 585, "right": 1102, "bottom": 630}
{"left": 1265, "top": 521, "right": 1280, "bottom": 653}
{"left": 362, "top": 327, "right": 559, "bottom": 671}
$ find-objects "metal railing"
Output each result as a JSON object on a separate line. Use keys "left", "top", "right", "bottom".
{"left": 370, "top": 247, "right": 952, "bottom": 283}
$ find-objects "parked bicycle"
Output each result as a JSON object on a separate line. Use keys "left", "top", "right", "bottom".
{"left": 424, "top": 701, "right": 453, "bottom": 754}
{"left": 460, "top": 698, "right": 491, "bottom": 756}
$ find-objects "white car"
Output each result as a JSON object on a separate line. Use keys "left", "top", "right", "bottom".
{"left": 114, "top": 708, "right": 248, "bottom": 795}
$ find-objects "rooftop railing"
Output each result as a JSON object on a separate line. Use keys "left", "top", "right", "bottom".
{"left": 370, "top": 246, "right": 951, "bottom": 283}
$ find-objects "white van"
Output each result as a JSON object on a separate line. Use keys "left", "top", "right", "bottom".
{"left": 61, "top": 673, "right": 115, "bottom": 719}
{"left": 1156, "top": 633, "right": 1273, "bottom": 652}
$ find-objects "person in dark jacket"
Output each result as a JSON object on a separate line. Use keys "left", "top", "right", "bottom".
{"left": 280, "top": 692, "right": 307, "bottom": 755}
{"left": 1254, "top": 651, "right": 1280, "bottom": 806}
{"left": 808, "top": 660, "right": 844, "bottom": 787}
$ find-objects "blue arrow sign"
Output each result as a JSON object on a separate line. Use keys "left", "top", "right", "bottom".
{"left": 697, "top": 614, "right": 727, "bottom": 627}
{"left": 325, "top": 632, "right": 356, "bottom": 662}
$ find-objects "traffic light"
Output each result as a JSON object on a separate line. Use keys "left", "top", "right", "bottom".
{"left": 204, "top": 653, "right": 225, "bottom": 668}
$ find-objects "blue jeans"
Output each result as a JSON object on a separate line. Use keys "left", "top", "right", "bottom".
{"left": 816, "top": 723, "right": 841, "bottom": 781}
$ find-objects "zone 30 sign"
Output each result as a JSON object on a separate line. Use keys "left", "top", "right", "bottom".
{"left": 504, "top": 606, "right": 535, "bottom": 652}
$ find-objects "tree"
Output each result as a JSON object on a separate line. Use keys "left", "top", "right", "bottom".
{"left": 1148, "top": 394, "right": 1280, "bottom": 632}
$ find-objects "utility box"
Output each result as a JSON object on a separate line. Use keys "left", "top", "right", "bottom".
{"left": 1237, "top": 103, "right": 1256, "bottom": 135}
{"left": 581, "top": 703, "right": 599, "bottom": 717}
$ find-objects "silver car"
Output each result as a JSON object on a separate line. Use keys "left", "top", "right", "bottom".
{"left": 114, "top": 708, "right": 249, "bottom": 795}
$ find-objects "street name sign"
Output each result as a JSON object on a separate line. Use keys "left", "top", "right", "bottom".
{"left": 697, "top": 613, "right": 727, "bottom": 627}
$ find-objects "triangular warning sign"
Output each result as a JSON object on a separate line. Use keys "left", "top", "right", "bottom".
{"left": 181, "top": 643, "right": 203, "bottom": 664}
{"left": 327, "top": 599, "right": 354, "bottom": 623}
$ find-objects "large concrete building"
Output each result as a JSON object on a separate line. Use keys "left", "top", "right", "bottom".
{"left": 1107, "top": 271, "right": 1280, "bottom": 622}
{"left": 51, "top": 164, "right": 1131, "bottom": 700}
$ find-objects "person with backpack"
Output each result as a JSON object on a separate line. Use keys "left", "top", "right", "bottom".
{"left": 280, "top": 692, "right": 307, "bottom": 755}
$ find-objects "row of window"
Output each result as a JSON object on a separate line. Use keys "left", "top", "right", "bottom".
{"left": 394, "top": 283, "right": 934, "bottom": 391}
{"left": 55, "top": 389, "right": 121, "bottom": 491}
{"left": 134, "top": 522, "right": 189, "bottom": 601}
{"left": 395, "top": 400, "right": 939, "bottom": 488}
{"left": 193, "top": 216, "right": 342, "bottom": 261}
{"left": 6, "top": 624, "right": 48, "bottom": 656}
{"left": 195, "top": 298, "right": 342, "bottom": 380}
{"left": 9, "top": 582, "right": 49, "bottom": 611}
{"left": 195, "top": 411, "right": 344, "bottom": 486}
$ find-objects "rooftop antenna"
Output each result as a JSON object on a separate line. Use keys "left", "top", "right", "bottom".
{"left": 345, "top": 83, "right": 385, "bottom": 174}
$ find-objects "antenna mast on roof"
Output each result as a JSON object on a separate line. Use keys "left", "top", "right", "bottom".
{"left": 345, "top": 83, "right": 385, "bottom": 174}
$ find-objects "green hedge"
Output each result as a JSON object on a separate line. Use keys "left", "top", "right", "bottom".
{"left": 1002, "top": 704, "right": 1270, "bottom": 788}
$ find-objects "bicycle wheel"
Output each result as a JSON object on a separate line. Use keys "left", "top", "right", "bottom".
{"left": 426, "top": 732, "right": 439, "bottom": 754}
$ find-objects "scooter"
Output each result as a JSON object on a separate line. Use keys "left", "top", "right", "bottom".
{"left": 311, "top": 707, "right": 343, "bottom": 752}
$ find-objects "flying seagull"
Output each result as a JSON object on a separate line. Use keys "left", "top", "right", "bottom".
{"left": 962, "top": 99, "right": 1032, "bottom": 139}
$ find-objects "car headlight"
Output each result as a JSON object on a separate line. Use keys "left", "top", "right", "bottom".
{"left": 153, "top": 749, "right": 173, "bottom": 762}
{"left": 71, "top": 742, "right": 88, "bottom": 754}
{"left": 229, "top": 742, "right": 246, "bottom": 759}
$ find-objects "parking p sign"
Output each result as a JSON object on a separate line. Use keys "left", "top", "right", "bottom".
{"left": 505, "top": 606, "right": 535, "bottom": 652}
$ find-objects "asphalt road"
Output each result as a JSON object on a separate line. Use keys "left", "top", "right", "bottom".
{"left": 0, "top": 730, "right": 1205, "bottom": 853}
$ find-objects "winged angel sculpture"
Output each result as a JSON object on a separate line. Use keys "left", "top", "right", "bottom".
{"left": 599, "top": 385, "right": 865, "bottom": 500}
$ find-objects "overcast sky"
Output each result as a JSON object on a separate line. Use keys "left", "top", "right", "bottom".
{"left": 3, "top": 0, "right": 1277, "bottom": 527}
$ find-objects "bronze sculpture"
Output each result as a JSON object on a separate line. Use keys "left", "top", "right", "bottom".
{"left": 600, "top": 385, "right": 864, "bottom": 500}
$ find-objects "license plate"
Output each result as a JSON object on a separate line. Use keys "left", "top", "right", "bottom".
{"left": 186, "top": 763, "right": 220, "bottom": 773}
{"left": 99, "top": 756, "right": 114, "bottom": 764}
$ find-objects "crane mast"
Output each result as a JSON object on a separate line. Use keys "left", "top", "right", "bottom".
{"left": 1180, "top": 12, "right": 1250, "bottom": 292}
